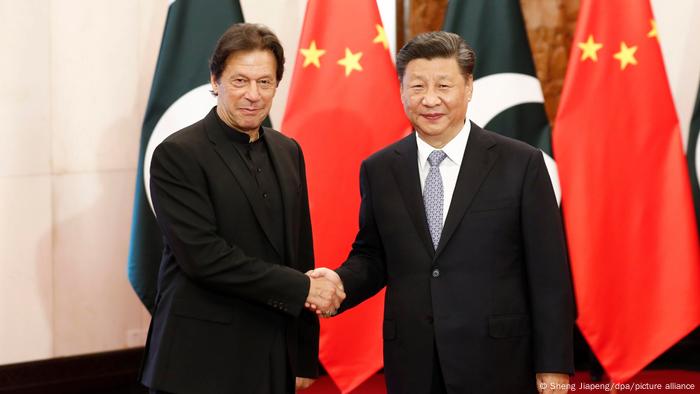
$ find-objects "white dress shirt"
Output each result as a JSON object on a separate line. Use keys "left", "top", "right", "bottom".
{"left": 416, "top": 120, "right": 471, "bottom": 226}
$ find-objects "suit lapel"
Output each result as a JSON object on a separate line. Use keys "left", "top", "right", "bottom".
{"left": 435, "top": 123, "right": 497, "bottom": 258}
{"left": 391, "top": 133, "right": 435, "bottom": 259}
{"left": 204, "top": 110, "right": 284, "bottom": 258}
{"left": 263, "top": 128, "right": 299, "bottom": 263}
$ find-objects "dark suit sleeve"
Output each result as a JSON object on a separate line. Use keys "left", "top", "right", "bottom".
{"left": 336, "top": 161, "right": 388, "bottom": 311}
{"left": 150, "top": 140, "right": 310, "bottom": 317}
{"left": 521, "top": 150, "right": 575, "bottom": 374}
{"left": 292, "top": 139, "right": 320, "bottom": 378}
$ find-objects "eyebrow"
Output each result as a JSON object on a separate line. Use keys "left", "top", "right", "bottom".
{"left": 228, "top": 73, "right": 274, "bottom": 80}
{"left": 407, "top": 74, "right": 455, "bottom": 81}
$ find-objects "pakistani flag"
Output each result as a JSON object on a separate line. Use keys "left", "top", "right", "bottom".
{"left": 690, "top": 79, "right": 700, "bottom": 230}
{"left": 128, "top": 0, "right": 244, "bottom": 312}
{"left": 442, "top": 0, "right": 559, "bottom": 201}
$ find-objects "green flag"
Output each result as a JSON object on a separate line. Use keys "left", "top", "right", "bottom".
{"left": 128, "top": 0, "right": 244, "bottom": 312}
{"left": 442, "top": 0, "right": 558, "bottom": 198}
{"left": 689, "top": 78, "right": 700, "bottom": 229}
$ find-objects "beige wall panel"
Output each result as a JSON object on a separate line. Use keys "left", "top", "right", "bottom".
{"left": 50, "top": 0, "right": 142, "bottom": 174}
{"left": 136, "top": 0, "right": 169, "bottom": 135}
{"left": 0, "top": 176, "right": 53, "bottom": 364}
{"left": 52, "top": 170, "right": 147, "bottom": 357}
{"left": 652, "top": 0, "right": 700, "bottom": 151}
{"left": 0, "top": 0, "right": 52, "bottom": 177}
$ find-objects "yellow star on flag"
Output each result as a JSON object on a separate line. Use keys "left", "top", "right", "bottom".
{"left": 300, "top": 40, "right": 326, "bottom": 68}
{"left": 337, "top": 48, "right": 363, "bottom": 76}
{"left": 647, "top": 19, "right": 657, "bottom": 38}
{"left": 613, "top": 41, "right": 638, "bottom": 70}
{"left": 373, "top": 24, "right": 389, "bottom": 50}
{"left": 578, "top": 34, "right": 603, "bottom": 62}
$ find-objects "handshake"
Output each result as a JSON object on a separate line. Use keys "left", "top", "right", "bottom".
{"left": 304, "top": 268, "right": 345, "bottom": 318}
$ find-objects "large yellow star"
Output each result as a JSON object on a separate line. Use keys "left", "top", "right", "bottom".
{"left": 613, "top": 41, "right": 638, "bottom": 70}
{"left": 647, "top": 19, "right": 657, "bottom": 38}
{"left": 337, "top": 48, "right": 363, "bottom": 76}
{"left": 300, "top": 40, "right": 326, "bottom": 68}
{"left": 578, "top": 34, "right": 603, "bottom": 62}
{"left": 373, "top": 24, "right": 389, "bottom": 50}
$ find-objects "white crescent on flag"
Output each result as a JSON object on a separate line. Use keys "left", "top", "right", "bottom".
{"left": 144, "top": 84, "right": 217, "bottom": 212}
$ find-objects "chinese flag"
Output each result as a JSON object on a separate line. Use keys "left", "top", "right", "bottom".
{"left": 282, "top": 0, "right": 410, "bottom": 392}
{"left": 553, "top": 0, "right": 700, "bottom": 382}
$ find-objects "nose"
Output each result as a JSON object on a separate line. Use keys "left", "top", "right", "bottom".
{"left": 244, "top": 81, "right": 262, "bottom": 101}
{"left": 420, "top": 87, "right": 440, "bottom": 107}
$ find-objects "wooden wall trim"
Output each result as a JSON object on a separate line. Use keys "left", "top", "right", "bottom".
{"left": 0, "top": 348, "right": 146, "bottom": 394}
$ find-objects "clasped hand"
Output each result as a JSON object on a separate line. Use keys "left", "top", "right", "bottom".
{"left": 305, "top": 268, "right": 345, "bottom": 316}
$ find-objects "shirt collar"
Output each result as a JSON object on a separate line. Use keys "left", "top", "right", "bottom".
{"left": 214, "top": 108, "right": 265, "bottom": 144}
{"left": 416, "top": 120, "right": 471, "bottom": 167}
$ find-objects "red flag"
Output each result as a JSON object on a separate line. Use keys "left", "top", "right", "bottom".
{"left": 553, "top": 0, "right": 700, "bottom": 382}
{"left": 282, "top": 1, "right": 410, "bottom": 391}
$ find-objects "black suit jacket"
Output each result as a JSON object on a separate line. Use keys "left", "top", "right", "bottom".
{"left": 337, "top": 123, "right": 574, "bottom": 394}
{"left": 140, "top": 108, "right": 318, "bottom": 394}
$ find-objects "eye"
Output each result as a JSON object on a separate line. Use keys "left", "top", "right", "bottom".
{"left": 232, "top": 78, "right": 247, "bottom": 87}
{"left": 258, "top": 79, "right": 274, "bottom": 89}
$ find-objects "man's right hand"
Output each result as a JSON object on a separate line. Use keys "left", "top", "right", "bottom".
{"left": 306, "top": 271, "right": 345, "bottom": 315}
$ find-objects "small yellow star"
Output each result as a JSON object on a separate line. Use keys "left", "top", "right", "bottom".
{"left": 578, "top": 34, "right": 603, "bottom": 62}
{"left": 647, "top": 19, "right": 657, "bottom": 38}
{"left": 337, "top": 48, "right": 363, "bottom": 76}
{"left": 373, "top": 24, "right": 389, "bottom": 50}
{"left": 613, "top": 41, "right": 638, "bottom": 70}
{"left": 300, "top": 40, "right": 326, "bottom": 68}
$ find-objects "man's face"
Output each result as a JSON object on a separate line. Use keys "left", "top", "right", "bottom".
{"left": 400, "top": 57, "right": 472, "bottom": 145}
{"left": 211, "top": 49, "right": 277, "bottom": 134}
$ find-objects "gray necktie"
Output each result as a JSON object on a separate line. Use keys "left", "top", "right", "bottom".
{"left": 424, "top": 150, "right": 447, "bottom": 250}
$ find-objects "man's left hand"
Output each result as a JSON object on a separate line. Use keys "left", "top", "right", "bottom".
{"left": 295, "top": 377, "right": 315, "bottom": 391}
{"left": 536, "top": 373, "right": 570, "bottom": 394}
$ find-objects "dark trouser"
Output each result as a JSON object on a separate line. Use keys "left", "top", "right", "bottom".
{"left": 431, "top": 343, "right": 447, "bottom": 394}
{"left": 150, "top": 327, "right": 292, "bottom": 394}
{"left": 259, "top": 325, "right": 294, "bottom": 394}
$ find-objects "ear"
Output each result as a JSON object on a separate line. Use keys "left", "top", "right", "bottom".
{"left": 399, "top": 84, "right": 411, "bottom": 111}
{"left": 399, "top": 78, "right": 407, "bottom": 98}
{"left": 210, "top": 74, "right": 219, "bottom": 95}
{"left": 465, "top": 74, "right": 474, "bottom": 102}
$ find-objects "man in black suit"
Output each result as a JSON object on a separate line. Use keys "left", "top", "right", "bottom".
{"left": 140, "top": 23, "right": 344, "bottom": 394}
{"left": 308, "top": 32, "right": 574, "bottom": 394}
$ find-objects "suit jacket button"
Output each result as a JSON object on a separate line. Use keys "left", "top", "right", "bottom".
{"left": 432, "top": 268, "right": 440, "bottom": 278}
{"left": 426, "top": 316, "right": 433, "bottom": 324}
